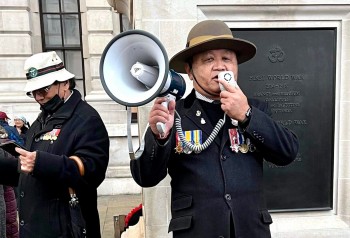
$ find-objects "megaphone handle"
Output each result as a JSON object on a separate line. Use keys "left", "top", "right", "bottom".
{"left": 156, "top": 94, "right": 175, "bottom": 138}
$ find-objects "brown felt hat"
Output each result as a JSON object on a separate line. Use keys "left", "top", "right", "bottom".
{"left": 169, "top": 20, "right": 256, "bottom": 73}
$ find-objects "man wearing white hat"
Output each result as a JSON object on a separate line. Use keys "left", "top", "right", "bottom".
{"left": 0, "top": 51, "right": 110, "bottom": 237}
{"left": 130, "top": 20, "right": 299, "bottom": 238}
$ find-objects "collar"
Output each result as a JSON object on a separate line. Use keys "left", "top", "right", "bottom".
{"left": 64, "top": 90, "right": 73, "bottom": 103}
{"left": 195, "top": 91, "right": 219, "bottom": 103}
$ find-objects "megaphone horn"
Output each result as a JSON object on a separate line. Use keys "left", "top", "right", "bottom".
{"left": 99, "top": 30, "right": 186, "bottom": 108}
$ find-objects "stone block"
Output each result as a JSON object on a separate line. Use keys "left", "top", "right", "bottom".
{"left": 0, "top": 10, "right": 30, "bottom": 31}
{"left": 0, "top": 57, "right": 26, "bottom": 78}
{"left": 0, "top": 0, "right": 28, "bottom": 7}
{"left": 86, "top": 0, "right": 111, "bottom": 8}
{"left": 87, "top": 10, "right": 113, "bottom": 31}
{"left": 143, "top": 186, "right": 170, "bottom": 226}
{"left": 0, "top": 34, "right": 31, "bottom": 55}
{"left": 338, "top": 141, "right": 350, "bottom": 179}
{"left": 88, "top": 33, "right": 114, "bottom": 54}
{"left": 98, "top": 177, "right": 142, "bottom": 195}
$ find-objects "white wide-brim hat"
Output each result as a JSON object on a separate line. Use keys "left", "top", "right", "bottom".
{"left": 23, "top": 51, "right": 75, "bottom": 92}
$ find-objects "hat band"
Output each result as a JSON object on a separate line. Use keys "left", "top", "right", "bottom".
{"left": 26, "top": 62, "right": 65, "bottom": 80}
{"left": 187, "top": 34, "right": 234, "bottom": 47}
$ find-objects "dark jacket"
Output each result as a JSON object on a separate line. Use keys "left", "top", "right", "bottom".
{"left": 131, "top": 90, "right": 299, "bottom": 238}
{"left": 0, "top": 90, "right": 110, "bottom": 238}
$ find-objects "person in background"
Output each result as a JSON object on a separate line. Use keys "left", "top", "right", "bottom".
{"left": 0, "top": 125, "right": 19, "bottom": 238}
{"left": 13, "top": 115, "right": 30, "bottom": 144}
{"left": 0, "top": 51, "right": 110, "bottom": 238}
{"left": 0, "top": 112, "right": 24, "bottom": 146}
{"left": 130, "top": 20, "right": 299, "bottom": 238}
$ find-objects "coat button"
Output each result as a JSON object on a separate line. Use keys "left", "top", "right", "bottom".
{"left": 20, "top": 220, "right": 24, "bottom": 226}
{"left": 20, "top": 191, "right": 24, "bottom": 197}
{"left": 225, "top": 194, "right": 231, "bottom": 201}
{"left": 34, "top": 137, "right": 40, "bottom": 142}
{"left": 221, "top": 155, "right": 227, "bottom": 161}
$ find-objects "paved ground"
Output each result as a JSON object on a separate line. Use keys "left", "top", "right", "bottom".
{"left": 98, "top": 194, "right": 142, "bottom": 238}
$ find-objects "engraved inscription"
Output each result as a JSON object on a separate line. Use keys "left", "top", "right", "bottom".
{"left": 248, "top": 73, "right": 305, "bottom": 114}
{"left": 249, "top": 72, "right": 307, "bottom": 165}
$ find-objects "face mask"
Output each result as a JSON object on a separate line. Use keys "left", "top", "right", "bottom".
{"left": 40, "top": 94, "right": 64, "bottom": 114}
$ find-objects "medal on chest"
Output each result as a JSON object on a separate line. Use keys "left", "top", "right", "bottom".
{"left": 40, "top": 128, "right": 61, "bottom": 141}
{"left": 228, "top": 128, "right": 255, "bottom": 153}
{"left": 175, "top": 130, "right": 202, "bottom": 154}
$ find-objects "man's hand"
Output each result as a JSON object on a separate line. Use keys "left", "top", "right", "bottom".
{"left": 149, "top": 97, "right": 176, "bottom": 139}
{"left": 15, "top": 147, "right": 37, "bottom": 174}
{"left": 219, "top": 78, "right": 250, "bottom": 122}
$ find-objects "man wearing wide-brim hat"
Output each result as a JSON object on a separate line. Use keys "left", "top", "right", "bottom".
{"left": 131, "top": 20, "right": 299, "bottom": 238}
{"left": 0, "top": 51, "right": 110, "bottom": 237}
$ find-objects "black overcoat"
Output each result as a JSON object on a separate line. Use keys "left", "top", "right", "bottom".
{"left": 131, "top": 90, "right": 299, "bottom": 238}
{"left": 0, "top": 90, "right": 109, "bottom": 238}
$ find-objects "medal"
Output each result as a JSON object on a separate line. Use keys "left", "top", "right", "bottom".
{"left": 175, "top": 133, "right": 184, "bottom": 154}
{"left": 183, "top": 146, "right": 192, "bottom": 154}
{"left": 175, "top": 144, "right": 183, "bottom": 154}
{"left": 174, "top": 130, "right": 202, "bottom": 154}
{"left": 239, "top": 144, "right": 249, "bottom": 153}
{"left": 249, "top": 143, "right": 256, "bottom": 152}
{"left": 228, "top": 128, "right": 239, "bottom": 152}
{"left": 246, "top": 138, "right": 256, "bottom": 152}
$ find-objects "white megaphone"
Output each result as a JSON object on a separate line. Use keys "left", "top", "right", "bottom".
{"left": 99, "top": 30, "right": 186, "bottom": 159}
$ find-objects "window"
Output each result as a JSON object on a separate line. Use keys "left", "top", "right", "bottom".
{"left": 39, "top": 0, "right": 85, "bottom": 96}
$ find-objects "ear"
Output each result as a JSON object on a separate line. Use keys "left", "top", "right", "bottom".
{"left": 184, "top": 63, "right": 193, "bottom": 81}
{"left": 63, "top": 81, "right": 69, "bottom": 89}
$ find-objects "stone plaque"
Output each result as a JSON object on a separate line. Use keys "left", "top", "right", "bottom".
{"left": 233, "top": 29, "right": 336, "bottom": 211}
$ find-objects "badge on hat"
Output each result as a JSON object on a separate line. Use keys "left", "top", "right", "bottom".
{"left": 28, "top": 67, "right": 38, "bottom": 78}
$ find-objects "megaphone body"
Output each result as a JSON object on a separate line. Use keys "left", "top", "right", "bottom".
{"left": 100, "top": 30, "right": 186, "bottom": 107}
{"left": 99, "top": 29, "right": 186, "bottom": 137}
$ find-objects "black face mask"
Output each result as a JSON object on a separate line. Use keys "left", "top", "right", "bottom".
{"left": 40, "top": 94, "right": 64, "bottom": 114}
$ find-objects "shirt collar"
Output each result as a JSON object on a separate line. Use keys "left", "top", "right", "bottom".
{"left": 195, "top": 91, "right": 214, "bottom": 103}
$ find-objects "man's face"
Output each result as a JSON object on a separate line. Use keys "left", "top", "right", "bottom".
{"left": 185, "top": 49, "right": 238, "bottom": 99}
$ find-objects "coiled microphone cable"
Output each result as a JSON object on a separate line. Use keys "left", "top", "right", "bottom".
{"left": 174, "top": 110, "right": 226, "bottom": 154}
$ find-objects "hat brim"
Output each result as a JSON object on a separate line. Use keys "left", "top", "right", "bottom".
{"left": 24, "top": 68, "right": 75, "bottom": 92}
{"left": 169, "top": 38, "right": 256, "bottom": 73}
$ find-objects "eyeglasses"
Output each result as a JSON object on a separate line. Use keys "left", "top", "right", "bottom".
{"left": 26, "top": 85, "right": 52, "bottom": 98}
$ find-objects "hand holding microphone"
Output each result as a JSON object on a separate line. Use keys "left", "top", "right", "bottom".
{"left": 218, "top": 71, "right": 250, "bottom": 122}
{"left": 149, "top": 97, "right": 176, "bottom": 139}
